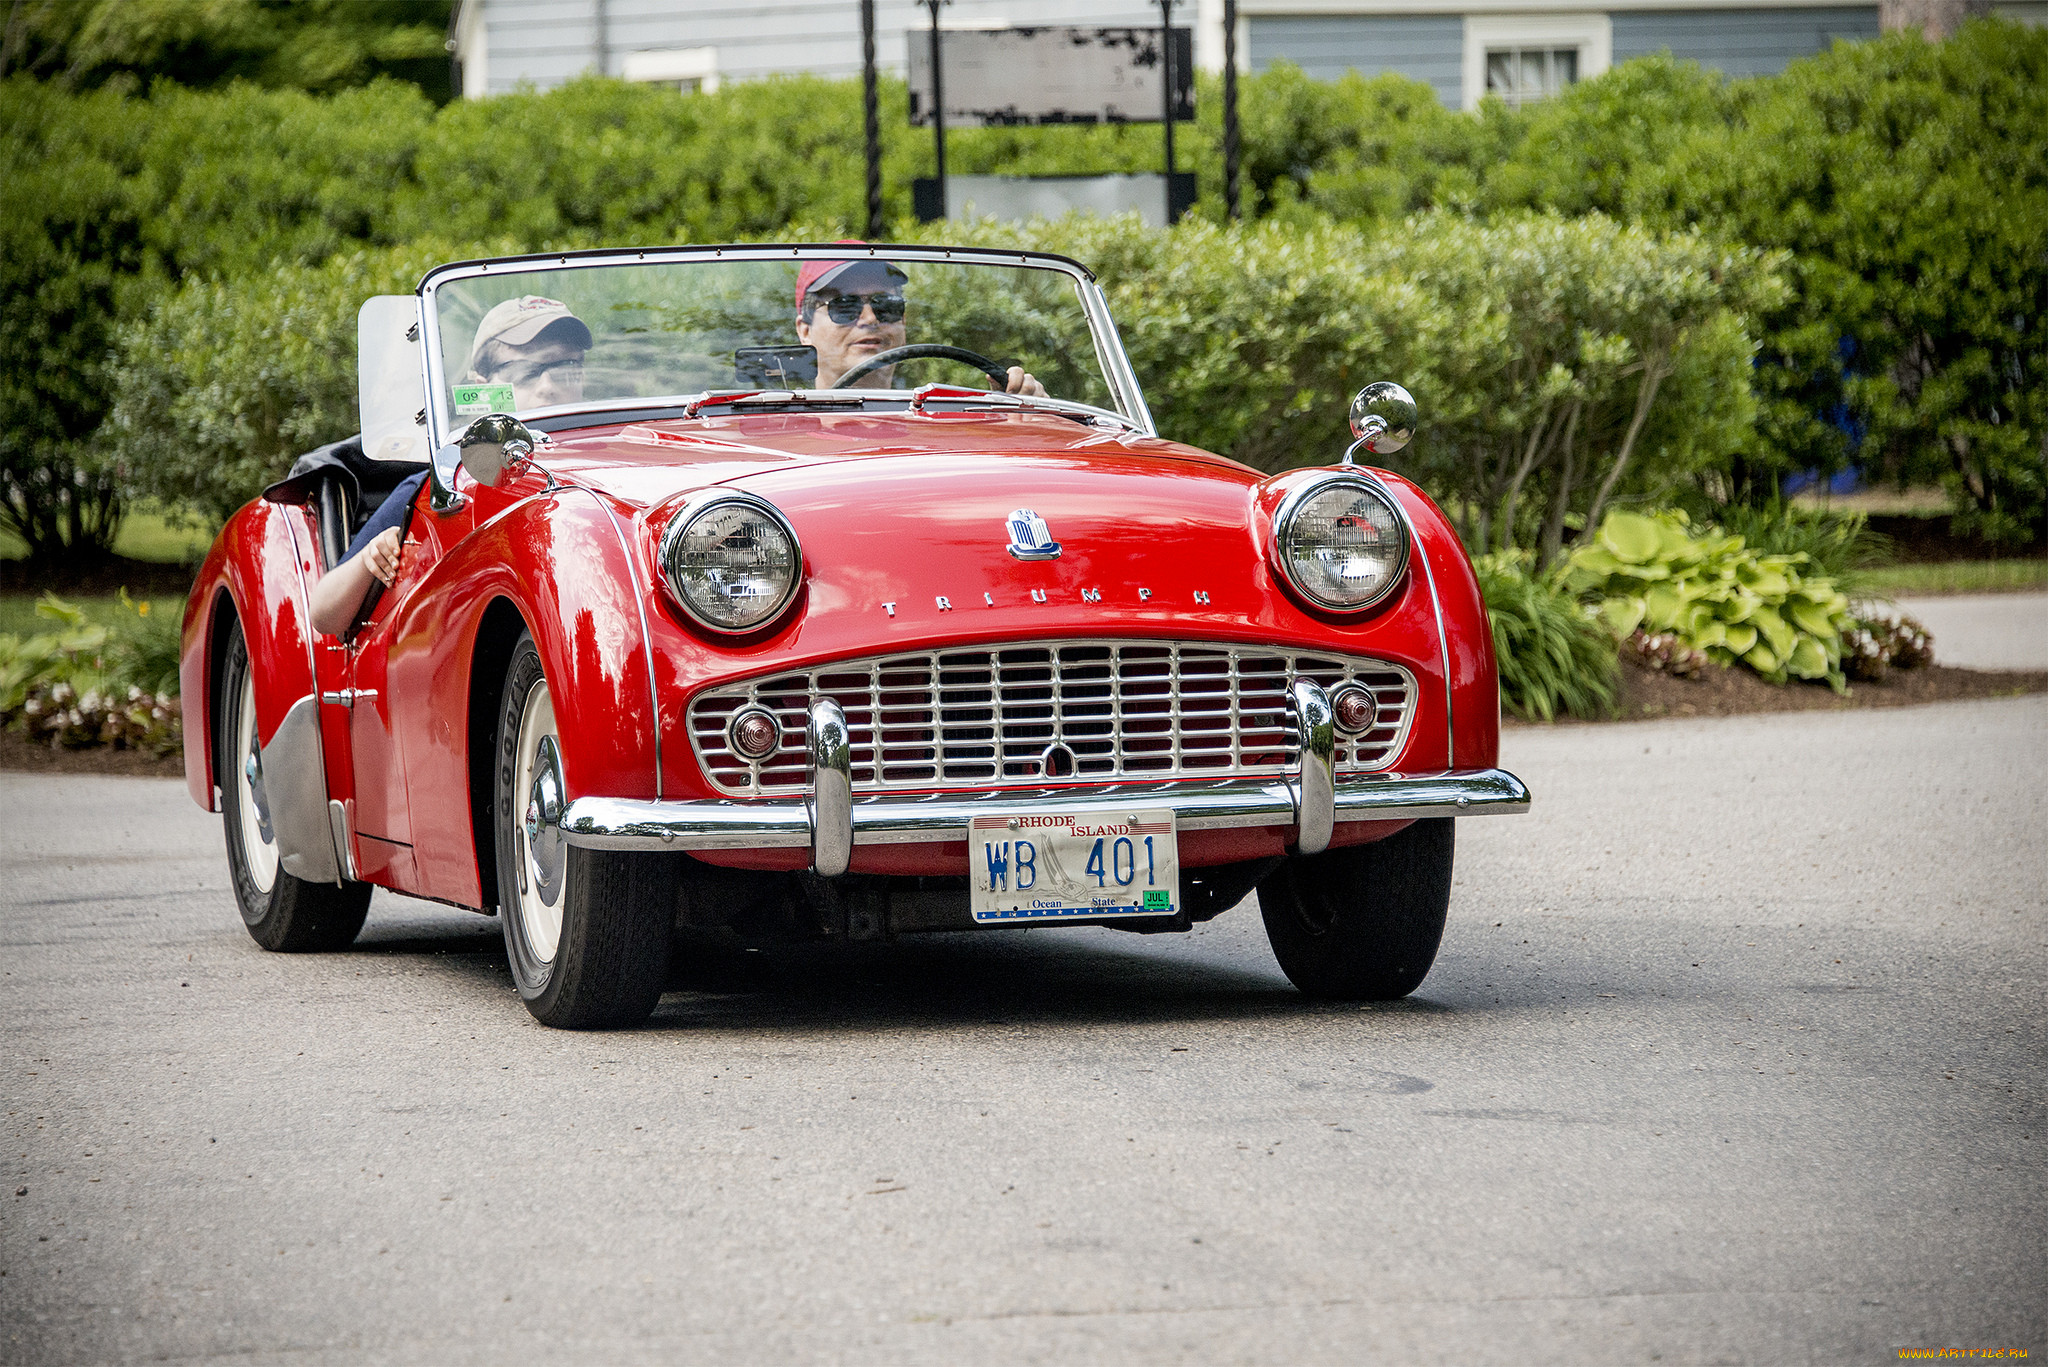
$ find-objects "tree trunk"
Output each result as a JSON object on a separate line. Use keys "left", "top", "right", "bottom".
{"left": 1585, "top": 356, "right": 1671, "bottom": 534}
{"left": 1536, "top": 405, "right": 1581, "bottom": 570}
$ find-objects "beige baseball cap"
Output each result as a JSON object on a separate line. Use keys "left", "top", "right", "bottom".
{"left": 465, "top": 296, "right": 593, "bottom": 377}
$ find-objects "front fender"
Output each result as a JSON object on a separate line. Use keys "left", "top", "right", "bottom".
{"left": 1383, "top": 472, "right": 1500, "bottom": 772}
{"left": 387, "top": 486, "right": 659, "bottom": 908}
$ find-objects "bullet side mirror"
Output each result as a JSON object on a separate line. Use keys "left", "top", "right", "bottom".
{"left": 1344, "top": 382, "right": 1416, "bottom": 465}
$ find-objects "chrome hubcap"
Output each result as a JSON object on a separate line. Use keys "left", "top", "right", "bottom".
{"left": 523, "top": 735, "right": 566, "bottom": 909}
{"left": 511, "top": 680, "right": 563, "bottom": 964}
{"left": 235, "top": 673, "right": 279, "bottom": 895}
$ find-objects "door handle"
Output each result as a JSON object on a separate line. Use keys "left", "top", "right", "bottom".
{"left": 319, "top": 689, "right": 378, "bottom": 709}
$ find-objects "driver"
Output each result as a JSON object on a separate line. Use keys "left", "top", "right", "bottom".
{"left": 794, "top": 257, "right": 1046, "bottom": 396}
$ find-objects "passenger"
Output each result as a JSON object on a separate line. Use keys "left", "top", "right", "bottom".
{"left": 308, "top": 298, "right": 592, "bottom": 635}
{"left": 793, "top": 257, "right": 1046, "bottom": 396}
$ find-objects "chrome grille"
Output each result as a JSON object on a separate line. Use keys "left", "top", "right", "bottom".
{"left": 688, "top": 641, "right": 1416, "bottom": 796}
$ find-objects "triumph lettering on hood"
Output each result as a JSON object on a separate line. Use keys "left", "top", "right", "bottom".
{"left": 878, "top": 584, "right": 1214, "bottom": 617}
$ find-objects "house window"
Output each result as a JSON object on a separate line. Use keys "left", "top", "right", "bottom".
{"left": 1461, "top": 14, "right": 1609, "bottom": 111}
{"left": 1485, "top": 47, "right": 1579, "bottom": 106}
{"left": 621, "top": 47, "right": 720, "bottom": 94}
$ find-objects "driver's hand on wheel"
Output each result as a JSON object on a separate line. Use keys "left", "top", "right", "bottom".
{"left": 1005, "top": 366, "right": 1047, "bottom": 397}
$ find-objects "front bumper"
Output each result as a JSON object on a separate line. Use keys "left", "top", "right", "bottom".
{"left": 557, "top": 680, "right": 1529, "bottom": 872}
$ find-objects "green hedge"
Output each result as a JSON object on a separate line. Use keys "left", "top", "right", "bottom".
{"left": 109, "top": 212, "right": 1778, "bottom": 534}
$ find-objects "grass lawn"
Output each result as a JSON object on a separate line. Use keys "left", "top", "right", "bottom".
{"left": 1863, "top": 559, "right": 2048, "bottom": 596}
{"left": 0, "top": 507, "right": 216, "bottom": 566}
{"left": 0, "top": 592, "right": 154, "bottom": 637}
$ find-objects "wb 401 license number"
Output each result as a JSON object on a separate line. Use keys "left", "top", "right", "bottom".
{"left": 969, "top": 809, "right": 1178, "bottom": 924}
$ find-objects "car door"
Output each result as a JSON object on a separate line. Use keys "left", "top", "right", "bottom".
{"left": 343, "top": 485, "right": 446, "bottom": 886}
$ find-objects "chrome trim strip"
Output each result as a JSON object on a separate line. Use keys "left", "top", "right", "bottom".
{"left": 1291, "top": 679, "right": 1335, "bottom": 855}
{"left": 808, "top": 698, "right": 853, "bottom": 877}
{"left": 261, "top": 694, "right": 342, "bottom": 884}
{"left": 559, "top": 767, "right": 1530, "bottom": 853}
{"left": 1079, "top": 275, "right": 1156, "bottom": 436}
{"left": 1412, "top": 537, "right": 1456, "bottom": 766}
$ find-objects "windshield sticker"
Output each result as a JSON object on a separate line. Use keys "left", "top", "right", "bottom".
{"left": 453, "top": 383, "right": 515, "bottom": 415}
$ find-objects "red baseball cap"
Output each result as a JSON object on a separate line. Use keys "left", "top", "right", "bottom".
{"left": 795, "top": 242, "right": 908, "bottom": 314}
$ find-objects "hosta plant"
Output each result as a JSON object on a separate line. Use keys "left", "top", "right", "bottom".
{"left": 1561, "top": 509, "right": 1854, "bottom": 689}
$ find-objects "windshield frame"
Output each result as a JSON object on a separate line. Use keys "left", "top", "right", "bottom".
{"left": 414, "top": 243, "right": 1154, "bottom": 449}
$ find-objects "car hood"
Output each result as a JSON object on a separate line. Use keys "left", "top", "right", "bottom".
{"left": 536, "top": 408, "right": 1435, "bottom": 657}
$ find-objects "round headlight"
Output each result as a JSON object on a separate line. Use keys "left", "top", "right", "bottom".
{"left": 660, "top": 495, "right": 802, "bottom": 633}
{"left": 1273, "top": 477, "right": 1410, "bottom": 612}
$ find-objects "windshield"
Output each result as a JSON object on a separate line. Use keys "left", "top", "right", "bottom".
{"left": 422, "top": 250, "right": 1136, "bottom": 437}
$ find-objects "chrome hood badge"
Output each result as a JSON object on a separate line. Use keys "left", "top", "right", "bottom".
{"left": 1005, "top": 508, "right": 1062, "bottom": 561}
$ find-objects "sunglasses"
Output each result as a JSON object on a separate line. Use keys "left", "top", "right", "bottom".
{"left": 495, "top": 356, "right": 584, "bottom": 387}
{"left": 811, "top": 291, "right": 906, "bottom": 325}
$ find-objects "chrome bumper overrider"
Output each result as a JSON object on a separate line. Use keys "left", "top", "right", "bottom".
{"left": 556, "top": 679, "right": 1530, "bottom": 870}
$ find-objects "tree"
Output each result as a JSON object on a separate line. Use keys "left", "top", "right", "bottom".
{"left": 0, "top": 0, "right": 453, "bottom": 101}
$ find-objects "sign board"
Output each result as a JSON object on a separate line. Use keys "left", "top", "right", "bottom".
{"left": 916, "top": 173, "right": 1198, "bottom": 228}
{"left": 909, "top": 27, "right": 1194, "bottom": 127}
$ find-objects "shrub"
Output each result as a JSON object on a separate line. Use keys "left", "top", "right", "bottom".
{"left": 1558, "top": 23, "right": 2048, "bottom": 543}
{"left": 107, "top": 240, "right": 475, "bottom": 522}
{"left": 1471, "top": 552, "right": 1617, "bottom": 722}
{"left": 1560, "top": 509, "right": 1855, "bottom": 688}
{"left": 896, "top": 213, "right": 1778, "bottom": 553}
{"left": 1709, "top": 502, "right": 1890, "bottom": 597}
{"left": 0, "top": 593, "right": 182, "bottom": 753}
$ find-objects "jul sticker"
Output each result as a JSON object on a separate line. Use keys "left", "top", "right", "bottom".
{"left": 453, "top": 383, "right": 515, "bottom": 416}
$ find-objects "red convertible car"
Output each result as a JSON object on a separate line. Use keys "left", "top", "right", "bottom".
{"left": 179, "top": 243, "right": 1529, "bottom": 1028}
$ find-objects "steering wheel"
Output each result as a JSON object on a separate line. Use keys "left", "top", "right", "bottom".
{"left": 832, "top": 343, "right": 1008, "bottom": 390}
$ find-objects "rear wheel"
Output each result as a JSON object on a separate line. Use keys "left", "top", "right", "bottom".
{"left": 494, "top": 632, "right": 672, "bottom": 1029}
{"left": 218, "top": 626, "right": 370, "bottom": 951}
{"left": 1258, "top": 819, "right": 1454, "bottom": 1000}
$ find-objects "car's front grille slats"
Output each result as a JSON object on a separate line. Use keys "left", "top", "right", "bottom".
{"left": 688, "top": 640, "right": 1418, "bottom": 795}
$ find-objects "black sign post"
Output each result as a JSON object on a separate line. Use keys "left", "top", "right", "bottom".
{"left": 922, "top": 0, "right": 950, "bottom": 223}
{"left": 1224, "top": 0, "right": 1241, "bottom": 220}
{"left": 1159, "top": 0, "right": 1178, "bottom": 224}
{"left": 862, "top": 0, "right": 882, "bottom": 237}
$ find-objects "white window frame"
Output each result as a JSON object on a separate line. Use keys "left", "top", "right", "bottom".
{"left": 453, "top": 0, "right": 487, "bottom": 100}
{"left": 621, "top": 46, "right": 720, "bottom": 93}
{"left": 1462, "top": 12, "right": 1610, "bottom": 110}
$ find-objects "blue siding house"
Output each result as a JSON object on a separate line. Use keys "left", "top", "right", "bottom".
{"left": 451, "top": 0, "right": 2032, "bottom": 107}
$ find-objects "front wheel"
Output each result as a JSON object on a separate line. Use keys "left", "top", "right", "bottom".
{"left": 493, "top": 632, "right": 673, "bottom": 1029}
{"left": 1258, "top": 819, "right": 1455, "bottom": 1000}
{"left": 218, "top": 626, "right": 371, "bottom": 951}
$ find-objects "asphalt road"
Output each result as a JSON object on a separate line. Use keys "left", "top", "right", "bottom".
{"left": 3, "top": 696, "right": 2043, "bottom": 1365}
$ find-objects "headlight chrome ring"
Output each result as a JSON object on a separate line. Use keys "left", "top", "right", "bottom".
{"left": 1271, "top": 474, "right": 1411, "bottom": 614}
{"left": 659, "top": 493, "right": 804, "bottom": 634}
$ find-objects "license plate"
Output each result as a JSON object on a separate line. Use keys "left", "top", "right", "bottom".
{"left": 969, "top": 808, "right": 1179, "bottom": 924}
